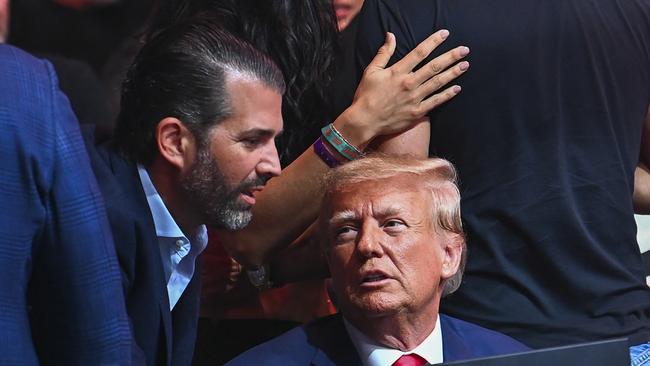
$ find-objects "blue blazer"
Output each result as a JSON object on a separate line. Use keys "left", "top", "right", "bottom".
{"left": 0, "top": 45, "right": 133, "bottom": 365}
{"left": 227, "top": 313, "right": 529, "bottom": 365}
{"left": 86, "top": 143, "right": 201, "bottom": 366}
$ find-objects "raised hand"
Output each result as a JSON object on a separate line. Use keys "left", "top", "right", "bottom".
{"left": 342, "top": 29, "right": 469, "bottom": 144}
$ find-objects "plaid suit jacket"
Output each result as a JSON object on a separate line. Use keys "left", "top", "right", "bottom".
{"left": 0, "top": 45, "right": 133, "bottom": 365}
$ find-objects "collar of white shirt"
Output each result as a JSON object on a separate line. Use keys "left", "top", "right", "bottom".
{"left": 137, "top": 165, "right": 208, "bottom": 309}
{"left": 344, "top": 315, "right": 443, "bottom": 366}
{"left": 138, "top": 165, "right": 202, "bottom": 239}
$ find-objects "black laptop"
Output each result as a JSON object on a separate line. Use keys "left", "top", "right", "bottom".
{"left": 436, "top": 338, "right": 630, "bottom": 366}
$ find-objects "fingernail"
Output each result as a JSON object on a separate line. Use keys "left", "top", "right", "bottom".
{"left": 439, "top": 29, "right": 450, "bottom": 39}
{"left": 460, "top": 46, "right": 470, "bottom": 56}
{"left": 459, "top": 61, "right": 469, "bottom": 71}
{"left": 452, "top": 85, "right": 462, "bottom": 93}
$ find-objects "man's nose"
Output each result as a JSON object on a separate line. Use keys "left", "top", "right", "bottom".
{"left": 356, "top": 224, "right": 385, "bottom": 259}
{"left": 257, "top": 142, "right": 281, "bottom": 178}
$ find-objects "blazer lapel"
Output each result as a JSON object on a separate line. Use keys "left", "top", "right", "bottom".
{"left": 308, "top": 314, "right": 363, "bottom": 366}
{"left": 110, "top": 151, "right": 174, "bottom": 365}
{"left": 159, "top": 284, "right": 173, "bottom": 365}
{"left": 441, "top": 314, "right": 474, "bottom": 362}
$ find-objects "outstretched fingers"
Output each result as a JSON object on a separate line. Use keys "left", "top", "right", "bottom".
{"left": 413, "top": 45, "right": 470, "bottom": 85}
{"left": 417, "top": 59, "right": 470, "bottom": 100}
{"left": 391, "top": 29, "right": 450, "bottom": 74}
{"left": 347, "top": 28, "right": 470, "bottom": 137}
{"left": 420, "top": 84, "right": 463, "bottom": 113}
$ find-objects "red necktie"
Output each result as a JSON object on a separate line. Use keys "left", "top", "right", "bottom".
{"left": 392, "top": 353, "right": 428, "bottom": 366}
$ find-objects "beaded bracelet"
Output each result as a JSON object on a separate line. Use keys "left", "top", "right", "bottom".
{"left": 313, "top": 136, "right": 342, "bottom": 168}
{"left": 321, "top": 123, "right": 365, "bottom": 161}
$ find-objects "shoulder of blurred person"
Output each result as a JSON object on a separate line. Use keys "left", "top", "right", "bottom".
{"left": 0, "top": 43, "right": 133, "bottom": 365}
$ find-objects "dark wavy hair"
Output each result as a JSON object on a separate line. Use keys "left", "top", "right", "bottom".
{"left": 115, "top": 17, "right": 285, "bottom": 165}
{"left": 149, "top": 0, "right": 339, "bottom": 165}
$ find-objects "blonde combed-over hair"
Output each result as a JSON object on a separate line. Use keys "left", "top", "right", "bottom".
{"left": 320, "top": 154, "right": 467, "bottom": 297}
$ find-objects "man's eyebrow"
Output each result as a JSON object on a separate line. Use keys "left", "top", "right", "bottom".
{"left": 375, "top": 206, "right": 403, "bottom": 218}
{"left": 328, "top": 205, "right": 407, "bottom": 225}
{"left": 239, "top": 128, "right": 283, "bottom": 138}
{"left": 328, "top": 210, "right": 357, "bottom": 226}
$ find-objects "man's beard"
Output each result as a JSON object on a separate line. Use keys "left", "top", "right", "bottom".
{"left": 181, "top": 148, "right": 265, "bottom": 230}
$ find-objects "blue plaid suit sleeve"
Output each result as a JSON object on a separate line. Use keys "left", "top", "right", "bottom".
{"left": 0, "top": 45, "right": 133, "bottom": 365}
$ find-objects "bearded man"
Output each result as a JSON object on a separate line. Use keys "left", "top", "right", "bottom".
{"left": 86, "top": 18, "right": 284, "bottom": 366}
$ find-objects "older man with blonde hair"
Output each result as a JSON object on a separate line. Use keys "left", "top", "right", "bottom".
{"left": 228, "top": 155, "right": 527, "bottom": 366}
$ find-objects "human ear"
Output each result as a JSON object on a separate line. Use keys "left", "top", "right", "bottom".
{"left": 440, "top": 233, "right": 463, "bottom": 280}
{"left": 155, "top": 117, "right": 196, "bottom": 172}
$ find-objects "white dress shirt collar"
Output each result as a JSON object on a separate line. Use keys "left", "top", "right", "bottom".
{"left": 137, "top": 165, "right": 208, "bottom": 309}
{"left": 344, "top": 315, "right": 444, "bottom": 366}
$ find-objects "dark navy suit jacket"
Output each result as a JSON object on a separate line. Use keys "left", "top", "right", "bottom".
{"left": 86, "top": 143, "right": 201, "bottom": 366}
{"left": 0, "top": 44, "right": 133, "bottom": 365}
{"left": 227, "top": 313, "right": 529, "bottom": 365}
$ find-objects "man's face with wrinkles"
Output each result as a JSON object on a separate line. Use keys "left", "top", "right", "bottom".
{"left": 323, "top": 176, "right": 454, "bottom": 324}
{"left": 181, "top": 75, "right": 283, "bottom": 230}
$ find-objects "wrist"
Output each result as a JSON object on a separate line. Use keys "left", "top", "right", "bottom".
{"left": 313, "top": 137, "right": 344, "bottom": 167}
{"left": 321, "top": 124, "right": 365, "bottom": 161}
{"left": 333, "top": 106, "right": 375, "bottom": 150}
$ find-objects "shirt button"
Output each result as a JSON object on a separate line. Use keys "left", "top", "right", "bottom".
{"left": 176, "top": 239, "right": 184, "bottom": 248}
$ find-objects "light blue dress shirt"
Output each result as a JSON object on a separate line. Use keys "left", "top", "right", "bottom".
{"left": 138, "top": 165, "right": 208, "bottom": 310}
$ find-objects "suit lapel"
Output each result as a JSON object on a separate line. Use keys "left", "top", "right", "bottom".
{"left": 159, "top": 284, "right": 173, "bottom": 365}
{"left": 307, "top": 314, "right": 363, "bottom": 366}
{"left": 168, "top": 259, "right": 201, "bottom": 366}
{"left": 441, "top": 314, "right": 473, "bottom": 362}
{"left": 108, "top": 151, "right": 174, "bottom": 365}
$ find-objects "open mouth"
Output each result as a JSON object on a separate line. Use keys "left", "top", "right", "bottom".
{"left": 240, "top": 186, "right": 264, "bottom": 206}
{"left": 361, "top": 271, "right": 389, "bottom": 284}
{"left": 363, "top": 274, "right": 387, "bottom": 283}
{"left": 240, "top": 192, "right": 255, "bottom": 206}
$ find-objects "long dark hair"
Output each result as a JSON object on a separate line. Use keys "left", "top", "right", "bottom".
{"left": 149, "top": 0, "right": 339, "bottom": 165}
